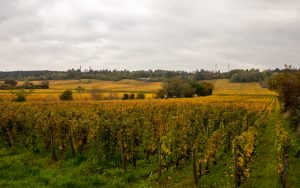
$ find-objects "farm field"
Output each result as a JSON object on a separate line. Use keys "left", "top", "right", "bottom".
{"left": 0, "top": 79, "right": 161, "bottom": 101}
{"left": 209, "top": 79, "right": 276, "bottom": 95}
{"left": 0, "top": 79, "right": 162, "bottom": 92}
{"left": 0, "top": 79, "right": 276, "bottom": 101}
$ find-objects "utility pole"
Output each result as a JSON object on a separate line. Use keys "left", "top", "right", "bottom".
{"left": 215, "top": 64, "right": 218, "bottom": 73}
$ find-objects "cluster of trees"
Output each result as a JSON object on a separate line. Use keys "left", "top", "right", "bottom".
{"left": 230, "top": 70, "right": 264, "bottom": 82}
{"left": 0, "top": 80, "right": 49, "bottom": 90}
{"left": 156, "top": 77, "right": 214, "bottom": 98}
{"left": 268, "top": 65, "right": 300, "bottom": 129}
{"left": 228, "top": 69, "right": 278, "bottom": 83}
{"left": 122, "top": 92, "right": 145, "bottom": 100}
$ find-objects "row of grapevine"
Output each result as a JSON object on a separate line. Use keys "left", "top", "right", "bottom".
{"left": 0, "top": 96, "right": 274, "bottom": 185}
{"left": 275, "top": 121, "right": 290, "bottom": 188}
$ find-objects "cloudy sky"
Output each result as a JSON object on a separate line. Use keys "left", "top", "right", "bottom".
{"left": 0, "top": 0, "right": 300, "bottom": 71}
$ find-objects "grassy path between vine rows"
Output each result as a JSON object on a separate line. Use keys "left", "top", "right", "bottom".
{"left": 243, "top": 112, "right": 280, "bottom": 188}
{"left": 286, "top": 118, "right": 300, "bottom": 188}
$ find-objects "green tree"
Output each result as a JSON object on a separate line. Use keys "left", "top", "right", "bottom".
{"left": 268, "top": 69, "right": 300, "bottom": 112}
{"left": 156, "top": 77, "right": 195, "bottom": 98}
{"left": 190, "top": 82, "right": 214, "bottom": 96}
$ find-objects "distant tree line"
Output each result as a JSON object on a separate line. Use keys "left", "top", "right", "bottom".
{"left": 0, "top": 67, "right": 293, "bottom": 84}
{"left": 0, "top": 69, "right": 224, "bottom": 81}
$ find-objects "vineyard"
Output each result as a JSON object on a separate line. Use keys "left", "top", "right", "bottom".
{"left": 0, "top": 79, "right": 276, "bottom": 102}
{"left": 1, "top": 94, "right": 298, "bottom": 188}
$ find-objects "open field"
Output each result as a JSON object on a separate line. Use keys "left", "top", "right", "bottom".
{"left": 0, "top": 79, "right": 162, "bottom": 92}
{"left": 0, "top": 79, "right": 161, "bottom": 101}
{"left": 210, "top": 79, "right": 276, "bottom": 95}
{"left": 0, "top": 79, "right": 276, "bottom": 101}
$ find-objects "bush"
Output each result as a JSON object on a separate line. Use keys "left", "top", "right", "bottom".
{"left": 129, "top": 93, "right": 135, "bottom": 99}
{"left": 122, "top": 94, "right": 129, "bottom": 100}
{"left": 12, "top": 89, "right": 33, "bottom": 102}
{"left": 59, "top": 90, "right": 73, "bottom": 101}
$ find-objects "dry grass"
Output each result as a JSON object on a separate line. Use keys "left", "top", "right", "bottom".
{"left": 48, "top": 79, "right": 162, "bottom": 92}
{"left": 209, "top": 79, "right": 276, "bottom": 95}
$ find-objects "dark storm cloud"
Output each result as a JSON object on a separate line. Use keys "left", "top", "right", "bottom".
{"left": 0, "top": 0, "right": 299, "bottom": 71}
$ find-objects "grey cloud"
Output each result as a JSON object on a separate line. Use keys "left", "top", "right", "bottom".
{"left": 0, "top": 0, "right": 300, "bottom": 71}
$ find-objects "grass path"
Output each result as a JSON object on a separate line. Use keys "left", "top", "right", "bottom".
{"left": 244, "top": 112, "right": 280, "bottom": 188}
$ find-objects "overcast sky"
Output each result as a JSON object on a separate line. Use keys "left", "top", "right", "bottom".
{"left": 0, "top": 0, "right": 300, "bottom": 72}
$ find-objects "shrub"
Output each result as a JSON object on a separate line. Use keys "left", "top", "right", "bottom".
{"left": 59, "top": 90, "right": 73, "bottom": 101}
{"left": 129, "top": 93, "right": 135, "bottom": 99}
{"left": 11, "top": 89, "right": 33, "bottom": 102}
{"left": 122, "top": 94, "right": 129, "bottom": 100}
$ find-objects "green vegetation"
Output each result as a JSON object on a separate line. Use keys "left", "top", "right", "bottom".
{"left": 59, "top": 89, "right": 73, "bottom": 101}
{"left": 11, "top": 89, "right": 33, "bottom": 102}
{"left": 229, "top": 69, "right": 264, "bottom": 83}
{"left": 0, "top": 148, "right": 153, "bottom": 188}
{"left": 156, "top": 77, "right": 214, "bottom": 98}
{"left": 0, "top": 96, "right": 273, "bottom": 187}
{"left": 0, "top": 68, "right": 286, "bottom": 82}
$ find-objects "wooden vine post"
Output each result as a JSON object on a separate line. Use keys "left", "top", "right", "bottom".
{"left": 234, "top": 145, "right": 240, "bottom": 187}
